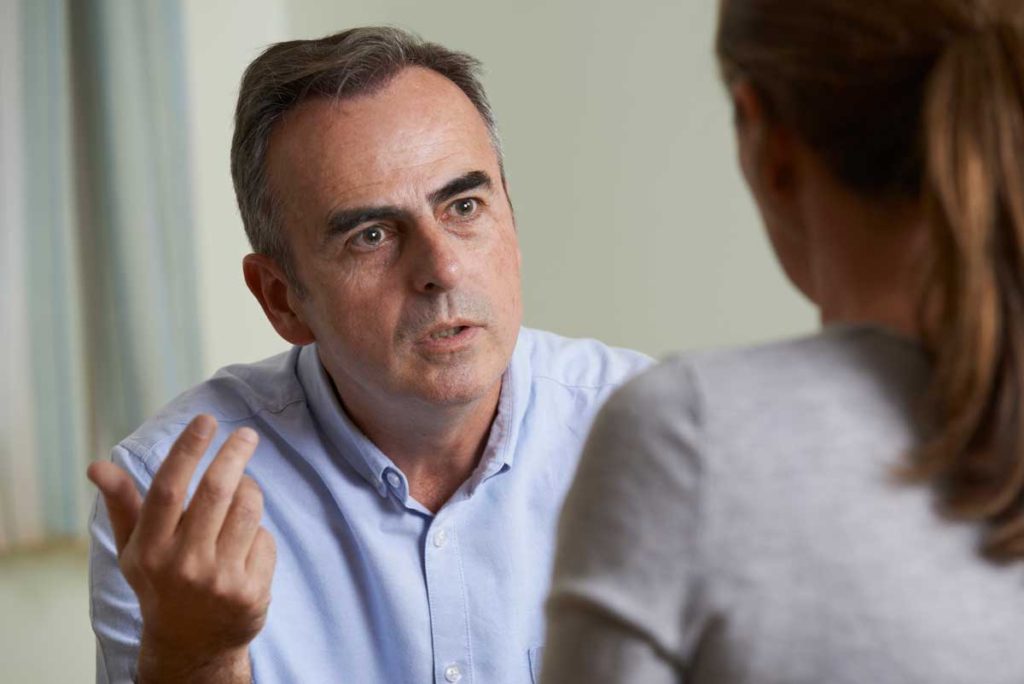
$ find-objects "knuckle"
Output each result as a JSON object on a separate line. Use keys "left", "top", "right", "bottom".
{"left": 239, "top": 475, "right": 262, "bottom": 497}
{"left": 200, "top": 477, "right": 234, "bottom": 502}
{"left": 137, "top": 547, "right": 165, "bottom": 575}
{"left": 236, "top": 488, "right": 264, "bottom": 518}
{"left": 240, "top": 579, "right": 270, "bottom": 611}
{"left": 147, "top": 481, "right": 182, "bottom": 507}
{"left": 216, "top": 572, "right": 261, "bottom": 610}
{"left": 209, "top": 573, "right": 237, "bottom": 602}
{"left": 173, "top": 552, "right": 207, "bottom": 587}
{"left": 233, "top": 502, "right": 263, "bottom": 529}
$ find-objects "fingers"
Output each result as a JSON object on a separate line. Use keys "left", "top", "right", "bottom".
{"left": 246, "top": 526, "right": 277, "bottom": 591}
{"left": 179, "top": 427, "right": 259, "bottom": 549}
{"left": 87, "top": 460, "right": 142, "bottom": 554}
{"left": 135, "top": 415, "right": 218, "bottom": 543}
{"left": 216, "top": 475, "right": 264, "bottom": 564}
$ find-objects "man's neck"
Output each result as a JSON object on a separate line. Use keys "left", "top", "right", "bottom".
{"left": 329, "top": 374, "right": 502, "bottom": 513}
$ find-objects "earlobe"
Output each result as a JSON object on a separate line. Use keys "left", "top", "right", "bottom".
{"left": 242, "top": 254, "right": 316, "bottom": 346}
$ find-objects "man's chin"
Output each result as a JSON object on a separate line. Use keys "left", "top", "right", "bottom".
{"left": 413, "top": 382, "right": 494, "bottom": 408}
{"left": 404, "top": 366, "right": 502, "bottom": 408}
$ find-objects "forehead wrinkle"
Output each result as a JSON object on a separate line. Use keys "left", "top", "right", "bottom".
{"left": 328, "top": 147, "right": 464, "bottom": 211}
{"left": 267, "top": 69, "right": 499, "bottom": 239}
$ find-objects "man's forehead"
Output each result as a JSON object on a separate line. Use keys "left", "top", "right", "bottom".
{"left": 266, "top": 67, "right": 497, "bottom": 211}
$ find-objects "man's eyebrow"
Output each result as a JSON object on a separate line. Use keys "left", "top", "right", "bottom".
{"left": 321, "top": 170, "right": 493, "bottom": 245}
{"left": 427, "top": 170, "right": 493, "bottom": 207}
{"left": 323, "top": 205, "right": 408, "bottom": 243}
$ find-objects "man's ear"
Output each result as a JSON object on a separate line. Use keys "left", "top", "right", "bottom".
{"left": 731, "top": 81, "right": 800, "bottom": 225}
{"left": 501, "top": 174, "right": 516, "bottom": 223}
{"left": 242, "top": 253, "right": 316, "bottom": 346}
{"left": 499, "top": 175, "right": 522, "bottom": 265}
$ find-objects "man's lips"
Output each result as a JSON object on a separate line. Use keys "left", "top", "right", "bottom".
{"left": 426, "top": 325, "right": 469, "bottom": 340}
{"left": 419, "top": 320, "right": 478, "bottom": 341}
{"left": 414, "top": 322, "right": 481, "bottom": 351}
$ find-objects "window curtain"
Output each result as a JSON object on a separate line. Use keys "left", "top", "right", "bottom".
{"left": 0, "top": 0, "right": 203, "bottom": 552}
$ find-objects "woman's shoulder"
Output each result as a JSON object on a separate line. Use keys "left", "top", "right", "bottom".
{"left": 599, "top": 324, "right": 928, "bottom": 441}
{"left": 659, "top": 324, "right": 921, "bottom": 398}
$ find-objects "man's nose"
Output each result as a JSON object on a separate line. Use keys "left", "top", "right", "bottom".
{"left": 408, "top": 224, "right": 463, "bottom": 294}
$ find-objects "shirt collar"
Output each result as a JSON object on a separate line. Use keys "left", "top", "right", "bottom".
{"left": 295, "top": 329, "right": 532, "bottom": 501}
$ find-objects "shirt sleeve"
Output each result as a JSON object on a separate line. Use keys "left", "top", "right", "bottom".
{"left": 541, "top": 359, "right": 709, "bottom": 684}
{"left": 89, "top": 444, "right": 154, "bottom": 684}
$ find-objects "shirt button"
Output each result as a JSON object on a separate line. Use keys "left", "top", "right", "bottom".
{"left": 444, "top": 664, "right": 462, "bottom": 682}
{"left": 385, "top": 470, "right": 402, "bottom": 489}
{"left": 433, "top": 529, "right": 449, "bottom": 548}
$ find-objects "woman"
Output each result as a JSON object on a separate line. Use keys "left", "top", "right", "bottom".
{"left": 542, "top": 1, "right": 1024, "bottom": 682}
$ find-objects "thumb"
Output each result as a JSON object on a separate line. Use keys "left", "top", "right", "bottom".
{"left": 87, "top": 460, "right": 142, "bottom": 554}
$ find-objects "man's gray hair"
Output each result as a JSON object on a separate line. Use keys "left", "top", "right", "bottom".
{"left": 230, "top": 26, "right": 503, "bottom": 288}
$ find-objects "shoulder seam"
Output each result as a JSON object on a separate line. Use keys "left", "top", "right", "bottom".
{"left": 117, "top": 397, "right": 308, "bottom": 478}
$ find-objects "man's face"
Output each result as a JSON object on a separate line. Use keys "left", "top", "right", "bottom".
{"left": 265, "top": 67, "right": 522, "bottom": 409}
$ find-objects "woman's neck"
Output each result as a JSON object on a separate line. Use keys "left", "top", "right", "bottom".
{"left": 801, "top": 177, "right": 930, "bottom": 340}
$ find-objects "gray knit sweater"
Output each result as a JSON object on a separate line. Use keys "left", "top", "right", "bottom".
{"left": 543, "top": 326, "right": 1024, "bottom": 684}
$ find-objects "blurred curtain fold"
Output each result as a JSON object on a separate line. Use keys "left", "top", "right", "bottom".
{"left": 0, "top": 0, "right": 203, "bottom": 552}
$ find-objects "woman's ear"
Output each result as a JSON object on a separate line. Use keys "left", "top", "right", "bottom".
{"left": 732, "top": 81, "right": 774, "bottom": 196}
{"left": 730, "top": 81, "right": 815, "bottom": 300}
{"left": 731, "top": 81, "right": 802, "bottom": 230}
{"left": 242, "top": 253, "right": 316, "bottom": 346}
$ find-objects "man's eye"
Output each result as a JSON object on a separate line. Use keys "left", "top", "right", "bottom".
{"left": 450, "top": 198, "right": 479, "bottom": 218}
{"left": 352, "top": 226, "right": 386, "bottom": 249}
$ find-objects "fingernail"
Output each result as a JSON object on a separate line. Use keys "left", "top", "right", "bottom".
{"left": 236, "top": 427, "right": 258, "bottom": 444}
{"left": 193, "top": 414, "right": 216, "bottom": 437}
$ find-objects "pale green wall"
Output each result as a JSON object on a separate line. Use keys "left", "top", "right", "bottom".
{"left": 186, "top": 0, "right": 293, "bottom": 373}
{"left": 0, "top": 548, "right": 92, "bottom": 683}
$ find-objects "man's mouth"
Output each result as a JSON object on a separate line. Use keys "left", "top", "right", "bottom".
{"left": 430, "top": 326, "right": 468, "bottom": 340}
{"left": 415, "top": 322, "right": 480, "bottom": 351}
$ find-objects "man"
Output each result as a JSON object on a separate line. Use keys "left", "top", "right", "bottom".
{"left": 88, "top": 27, "right": 650, "bottom": 683}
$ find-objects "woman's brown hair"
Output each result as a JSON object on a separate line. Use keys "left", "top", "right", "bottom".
{"left": 717, "top": 0, "right": 1024, "bottom": 560}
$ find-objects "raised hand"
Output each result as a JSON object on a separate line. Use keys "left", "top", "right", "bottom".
{"left": 88, "top": 414, "right": 276, "bottom": 684}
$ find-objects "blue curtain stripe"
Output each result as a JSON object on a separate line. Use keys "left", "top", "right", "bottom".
{"left": 2, "top": 0, "right": 203, "bottom": 551}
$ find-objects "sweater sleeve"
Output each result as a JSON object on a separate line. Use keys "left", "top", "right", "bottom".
{"left": 542, "top": 359, "right": 709, "bottom": 684}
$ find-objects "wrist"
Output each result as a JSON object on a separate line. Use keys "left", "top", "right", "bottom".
{"left": 137, "top": 639, "right": 251, "bottom": 684}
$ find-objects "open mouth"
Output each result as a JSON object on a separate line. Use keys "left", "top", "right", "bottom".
{"left": 430, "top": 326, "right": 469, "bottom": 340}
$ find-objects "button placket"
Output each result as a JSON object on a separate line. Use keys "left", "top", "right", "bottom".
{"left": 425, "top": 516, "right": 472, "bottom": 684}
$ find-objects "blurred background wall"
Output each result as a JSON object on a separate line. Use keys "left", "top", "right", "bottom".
{"left": 0, "top": 0, "right": 814, "bottom": 680}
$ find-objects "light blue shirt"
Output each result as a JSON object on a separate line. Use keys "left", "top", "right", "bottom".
{"left": 89, "top": 327, "right": 651, "bottom": 683}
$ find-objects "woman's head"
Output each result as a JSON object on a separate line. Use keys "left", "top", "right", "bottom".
{"left": 717, "top": 0, "right": 1024, "bottom": 560}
